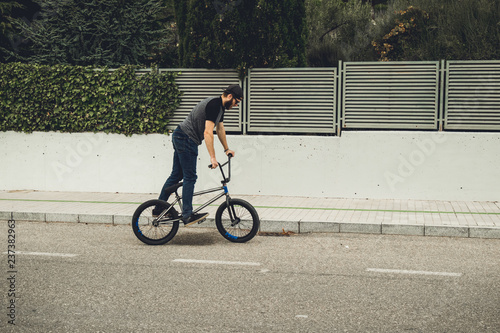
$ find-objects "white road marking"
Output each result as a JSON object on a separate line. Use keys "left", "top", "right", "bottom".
{"left": 4, "top": 251, "right": 78, "bottom": 257}
{"left": 295, "top": 315, "right": 308, "bottom": 319}
{"left": 173, "top": 259, "right": 261, "bottom": 266}
{"left": 366, "top": 268, "right": 462, "bottom": 277}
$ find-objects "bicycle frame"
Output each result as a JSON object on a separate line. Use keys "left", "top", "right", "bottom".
{"left": 157, "top": 156, "right": 235, "bottom": 224}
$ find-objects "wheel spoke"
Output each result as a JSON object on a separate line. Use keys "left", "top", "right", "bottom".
{"left": 132, "top": 200, "right": 179, "bottom": 245}
{"left": 216, "top": 200, "right": 259, "bottom": 242}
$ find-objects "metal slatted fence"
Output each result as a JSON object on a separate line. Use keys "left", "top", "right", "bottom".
{"left": 247, "top": 68, "right": 337, "bottom": 133}
{"left": 445, "top": 61, "right": 500, "bottom": 130}
{"left": 160, "top": 69, "right": 242, "bottom": 132}
{"left": 342, "top": 61, "right": 440, "bottom": 130}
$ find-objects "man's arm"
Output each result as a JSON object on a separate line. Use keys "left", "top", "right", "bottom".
{"left": 216, "top": 122, "right": 235, "bottom": 157}
{"left": 204, "top": 120, "right": 218, "bottom": 168}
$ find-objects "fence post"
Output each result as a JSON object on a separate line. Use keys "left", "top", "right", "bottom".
{"left": 438, "top": 59, "right": 446, "bottom": 131}
{"left": 336, "top": 60, "right": 343, "bottom": 136}
{"left": 242, "top": 72, "right": 248, "bottom": 135}
{"left": 245, "top": 69, "right": 251, "bottom": 135}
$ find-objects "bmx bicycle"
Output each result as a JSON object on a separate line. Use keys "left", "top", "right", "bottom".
{"left": 132, "top": 155, "right": 260, "bottom": 245}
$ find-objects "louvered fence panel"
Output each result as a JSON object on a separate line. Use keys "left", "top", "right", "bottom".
{"left": 160, "top": 69, "right": 242, "bottom": 132}
{"left": 445, "top": 61, "right": 500, "bottom": 130}
{"left": 247, "top": 68, "right": 336, "bottom": 133}
{"left": 343, "top": 62, "right": 439, "bottom": 129}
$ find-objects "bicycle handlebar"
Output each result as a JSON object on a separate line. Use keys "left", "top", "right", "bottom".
{"left": 208, "top": 154, "right": 232, "bottom": 184}
{"left": 207, "top": 153, "right": 233, "bottom": 169}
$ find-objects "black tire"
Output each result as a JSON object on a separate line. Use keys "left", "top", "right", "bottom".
{"left": 132, "top": 199, "right": 179, "bottom": 245}
{"left": 215, "top": 199, "right": 260, "bottom": 243}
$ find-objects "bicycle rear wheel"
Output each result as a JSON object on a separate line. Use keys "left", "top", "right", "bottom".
{"left": 215, "top": 199, "right": 260, "bottom": 243}
{"left": 132, "top": 199, "right": 179, "bottom": 245}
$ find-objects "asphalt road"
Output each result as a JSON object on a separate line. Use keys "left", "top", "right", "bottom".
{"left": 1, "top": 221, "right": 499, "bottom": 332}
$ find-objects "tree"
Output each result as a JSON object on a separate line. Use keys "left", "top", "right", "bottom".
{"left": 0, "top": 0, "right": 40, "bottom": 63}
{"left": 8, "top": 0, "right": 175, "bottom": 67}
{"left": 306, "top": 0, "right": 374, "bottom": 66}
{"left": 373, "top": 0, "right": 500, "bottom": 61}
{"left": 372, "top": 6, "right": 431, "bottom": 61}
{"left": 0, "top": 1, "right": 23, "bottom": 35}
{"left": 151, "top": 0, "right": 179, "bottom": 67}
{"left": 176, "top": 0, "right": 307, "bottom": 73}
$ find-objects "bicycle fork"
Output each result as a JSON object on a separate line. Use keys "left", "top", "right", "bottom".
{"left": 225, "top": 195, "right": 241, "bottom": 227}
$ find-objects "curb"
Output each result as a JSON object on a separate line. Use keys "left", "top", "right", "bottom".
{"left": 2, "top": 211, "right": 500, "bottom": 239}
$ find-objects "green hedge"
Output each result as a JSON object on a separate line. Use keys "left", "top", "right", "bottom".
{"left": 0, "top": 63, "right": 181, "bottom": 135}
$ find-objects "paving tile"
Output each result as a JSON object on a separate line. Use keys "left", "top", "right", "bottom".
{"left": 351, "top": 211, "right": 363, "bottom": 223}
{"left": 478, "top": 214, "right": 495, "bottom": 227}
{"left": 292, "top": 209, "right": 310, "bottom": 221}
{"left": 316, "top": 209, "right": 332, "bottom": 222}
{"left": 391, "top": 211, "right": 401, "bottom": 225}
{"left": 415, "top": 212, "right": 425, "bottom": 225}
{"left": 456, "top": 214, "right": 469, "bottom": 226}
{"left": 491, "top": 215, "right": 500, "bottom": 227}
{"left": 481, "top": 202, "right": 499, "bottom": 213}
{"left": 466, "top": 201, "right": 483, "bottom": 213}
{"left": 374, "top": 211, "right": 385, "bottom": 223}
{"left": 452, "top": 201, "right": 469, "bottom": 214}
{"left": 383, "top": 211, "right": 393, "bottom": 224}
{"left": 324, "top": 209, "right": 340, "bottom": 222}
{"left": 408, "top": 212, "right": 417, "bottom": 224}
{"left": 472, "top": 213, "right": 488, "bottom": 226}
{"left": 360, "top": 210, "right": 371, "bottom": 223}
{"left": 334, "top": 209, "right": 347, "bottom": 223}
{"left": 438, "top": 213, "right": 455, "bottom": 225}
{"left": 422, "top": 212, "right": 434, "bottom": 225}
{"left": 463, "top": 213, "right": 477, "bottom": 227}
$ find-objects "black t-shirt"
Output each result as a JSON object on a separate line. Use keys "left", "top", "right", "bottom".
{"left": 179, "top": 96, "right": 225, "bottom": 145}
{"left": 205, "top": 97, "right": 225, "bottom": 123}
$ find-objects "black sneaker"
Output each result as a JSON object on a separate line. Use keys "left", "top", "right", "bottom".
{"left": 183, "top": 213, "right": 209, "bottom": 226}
{"left": 152, "top": 206, "right": 177, "bottom": 219}
{"left": 152, "top": 206, "right": 162, "bottom": 217}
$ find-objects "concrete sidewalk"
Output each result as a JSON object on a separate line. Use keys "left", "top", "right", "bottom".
{"left": 1, "top": 190, "right": 499, "bottom": 239}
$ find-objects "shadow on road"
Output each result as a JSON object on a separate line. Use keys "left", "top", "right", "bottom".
{"left": 168, "top": 228, "right": 222, "bottom": 246}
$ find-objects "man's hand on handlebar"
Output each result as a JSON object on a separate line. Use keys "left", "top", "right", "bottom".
{"left": 208, "top": 151, "right": 234, "bottom": 169}
{"left": 210, "top": 156, "right": 218, "bottom": 169}
{"left": 225, "top": 149, "right": 235, "bottom": 158}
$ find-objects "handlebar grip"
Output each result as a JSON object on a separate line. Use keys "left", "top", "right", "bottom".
{"left": 208, "top": 162, "right": 221, "bottom": 169}
{"left": 227, "top": 153, "right": 233, "bottom": 158}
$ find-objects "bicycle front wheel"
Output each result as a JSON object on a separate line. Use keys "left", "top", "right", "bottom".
{"left": 132, "top": 199, "right": 179, "bottom": 245}
{"left": 215, "top": 199, "right": 260, "bottom": 243}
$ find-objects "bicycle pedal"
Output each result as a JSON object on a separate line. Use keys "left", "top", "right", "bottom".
{"left": 197, "top": 218, "right": 207, "bottom": 224}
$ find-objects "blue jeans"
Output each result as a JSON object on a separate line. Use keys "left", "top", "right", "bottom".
{"left": 159, "top": 127, "right": 198, "bottom": 218}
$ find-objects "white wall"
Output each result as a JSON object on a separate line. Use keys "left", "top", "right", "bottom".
{"left": 1, "top": 131, "right": 499, "bottom": 201}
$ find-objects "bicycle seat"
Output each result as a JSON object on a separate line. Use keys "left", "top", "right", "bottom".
{"left": 163, "top": 182, "right": 183, "bottom": 196}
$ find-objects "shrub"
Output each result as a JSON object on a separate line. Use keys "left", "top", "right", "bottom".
{"left": 0, "top": 63, "right": 181, "bottom": 135}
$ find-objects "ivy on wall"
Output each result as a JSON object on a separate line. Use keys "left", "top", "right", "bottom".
{"left": 0, "top": 63, "right": 181, "bottom": 135}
